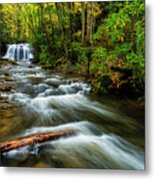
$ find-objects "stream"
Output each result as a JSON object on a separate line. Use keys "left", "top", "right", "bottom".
{"left": 0, "top": 59, "right": 144, "bottom": 169}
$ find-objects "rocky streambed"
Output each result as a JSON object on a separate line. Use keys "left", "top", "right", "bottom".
{"left": 0, "top": 59, "right": 144, "bottom": 169}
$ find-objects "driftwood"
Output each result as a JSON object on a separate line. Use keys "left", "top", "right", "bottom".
{"left": 0, "top": 129, "right": 77, "bottom": 153}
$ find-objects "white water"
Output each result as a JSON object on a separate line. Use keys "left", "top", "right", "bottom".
{"left": 3, "top": 43, "right": 33, "bottom": 61}
{"left": 0, "top": 54, "right": 144, "bottom": 169}
{"left": 3, "top": 121, "right": 144, "bottom": 169}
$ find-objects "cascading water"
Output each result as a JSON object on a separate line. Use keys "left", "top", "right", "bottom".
{"left": 0, "top": 56, "right": 144, "bottom": 169}
{"left": 2, "top": 43, "right": 34, "bottom": 61}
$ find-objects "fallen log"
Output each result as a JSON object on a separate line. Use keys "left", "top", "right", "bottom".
{"left": 0, "top": 129, "right": 78, "bottom": 153}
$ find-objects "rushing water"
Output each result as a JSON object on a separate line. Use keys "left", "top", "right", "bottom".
{"left": 0, "top": 59, "right": 144, "bottom": 169}
{"left": 2, "top": 44, "right": 33, "bottom": 61}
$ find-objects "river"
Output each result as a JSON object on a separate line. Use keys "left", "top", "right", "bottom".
{"left": 0, "top": 60, "right": 144, "bottom": 169}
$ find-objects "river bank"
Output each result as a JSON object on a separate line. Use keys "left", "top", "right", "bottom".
{"left": 0, "top": 59, "right": 144, "bottom": 127}
{"left": 0, "top": 59, "right": 144, "bottom": 169}
{"left": 36, "top": 59, "right": 145, "bottom": 119}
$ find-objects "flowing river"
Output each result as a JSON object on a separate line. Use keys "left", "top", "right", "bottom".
{"left": 0, "top": 59, "right": 144, "bottom": 169}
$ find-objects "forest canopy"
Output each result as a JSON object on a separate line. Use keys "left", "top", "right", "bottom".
{"left": 0, "top": 0, "right": 145, "bottom": 98}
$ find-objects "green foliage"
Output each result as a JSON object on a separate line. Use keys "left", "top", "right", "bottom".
{"left": 91, "top": 47, "right": 108, "bottom": 73}
{"left": 1, "top": 1, "right": 145, "bottom": 97}
{"left": 39, "top": 45, "right": 49, "bottom": 64}
{"left": 72, "top": 42, "right": 88, "bottom": 61}
{"left": 92, "top": 0, "right": 144, "bottom": 93}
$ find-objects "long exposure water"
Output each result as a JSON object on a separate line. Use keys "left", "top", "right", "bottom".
{"left": 0, "top": 59, "right": 144, "bottom": 169}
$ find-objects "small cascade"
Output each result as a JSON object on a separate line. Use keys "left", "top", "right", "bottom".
{"left": 0, "top": 58, "right": 144, "bottom": 169}
{"left": 3, "top": 43, "right": 34, "bottom": 61}
{"left": 2, "top": 121, "right": 144, "bottom": 170}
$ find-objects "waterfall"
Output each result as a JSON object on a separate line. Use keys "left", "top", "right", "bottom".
{"left": 0, "top": 55, "right": 144, "bottom": 169}
{"left": 3, "top": 43, "right": 34, "bottom": 61}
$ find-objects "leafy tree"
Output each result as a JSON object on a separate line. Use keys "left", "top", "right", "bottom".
{"left": 1, "top": 0, "right": 145, "bottom": 97}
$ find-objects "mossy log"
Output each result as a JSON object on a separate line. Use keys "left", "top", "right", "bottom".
{"left": 0, "top": 129, "right": 78, "bottom": 153}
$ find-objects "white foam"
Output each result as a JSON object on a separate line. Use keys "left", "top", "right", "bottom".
{"left": 3, "top": 43, "right": 33, "bottom": 61}
{"left": 4, "top": 121, "right": 144, "bottom": 170}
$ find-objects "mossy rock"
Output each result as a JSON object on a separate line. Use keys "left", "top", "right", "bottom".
{"left": 0, "top": 85, "right": 12, "bottom": 92}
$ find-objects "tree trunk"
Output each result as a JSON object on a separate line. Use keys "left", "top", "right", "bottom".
{"left": 55, "top": 3, "right": 68, "bottom": 60}
{"left": 86, "top": 2, "right": 93, "bottom": 44}
{"left": 0, "top": 4, "right": 3, "bottom": 57}
{"left": 40, "top": 4, "right": 51, "bottom": 56}
{"left": 22, "top": 4, "right": 37, "bottom": 38}
{"left": 81, "top": 2, "right": 86, "bottom": 43}
{"left": 68, "top": 2, "right": 74, "bottom": 63}
{"left": 0, "top": 129, "right": 78, "bottom": 153}
{"left": 85, "top": 2, "right": 94, "bottom": 77}
{"left": 17, "top": 19, "right": 21, "bottom": 41}
{"left": 47, "top": 3, "right": 55, "bottom": 45}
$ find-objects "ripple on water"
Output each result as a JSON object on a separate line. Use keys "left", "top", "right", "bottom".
{"left": 0, "top": 62, "right": 144, "bottom": 169}
{"left": 2, "top": 121, "right": 144, "bottom": 170}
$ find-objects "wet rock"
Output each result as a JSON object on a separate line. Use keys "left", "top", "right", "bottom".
{"left": 66, "top": 78, "right": 80, "bottom": 84}
{"left": 45, "top": 78, "right": 66, "bottom": 87}
{"left": 4, "top": 72, "right": 10, "bottom": 76}
{"left": 0, "top": 85, "right": 13, "bottom": 92}
{"left": 0, "top": 59, "right": 17, "bottom": 67}
{"left": 28, "top": 76, "right": 44, "bottom": 84}
{"left": 0, "top": 77, "right": 13, "bottom": 82}
{"left": 0, "top": 101, "right": 17, "bottom": 110}
{"left": 46, "top": 89, "right": 63, "bottom": 96}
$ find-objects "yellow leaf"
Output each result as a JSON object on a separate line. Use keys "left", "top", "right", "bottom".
{"left": 120, "top": 36, "right": 124, "bottom": 42}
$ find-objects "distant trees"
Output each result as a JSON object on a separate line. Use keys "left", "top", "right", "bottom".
{"left": 0, "top": 1, "right": 145, "bottom": 97}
